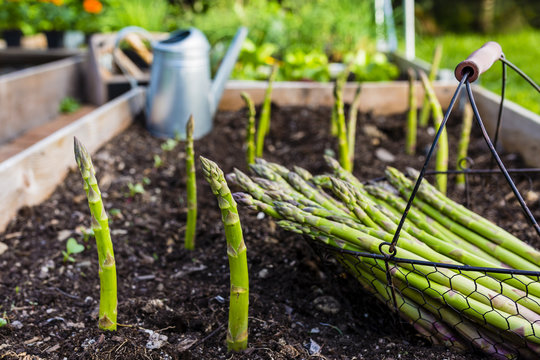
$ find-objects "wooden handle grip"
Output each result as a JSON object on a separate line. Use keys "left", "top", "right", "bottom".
{"left": 454, "top": 41, "right": 502, "bottom": 82}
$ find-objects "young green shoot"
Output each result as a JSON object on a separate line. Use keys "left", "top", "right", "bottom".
{"left": 161, "top": 138, "right": 178, "bottom": 152}
{"left": 241, "top": 92, "right": 256, "bottom": 165}
{"left": 62, "top": 237, "right": 85, "bottom": 263}
{"left": 127, "top": 182, "right": 145, "bottom": 197}
{"left": 255, "top": 65, "right": 278, "bottom": 157}
{"left": 456, "top": 103, "right": 473, "bottom": 187}
{"left": 347, "top": 85, "right": 362, "bottom": 168}
{"left": 200, "top": 156, "right": 249, "bottom": 352}
{"left": 419, "top": 43, "right": 443, "bottom": 127}
{"left": 153, "top": 154, "right": 163, "bottom": 168}
{"left": 185, "top": 115, "right": 197, "bottom": 250}
{"left": 74, "top": 137, "right": 117, "bottom": 331}
{"left": 406, "top": 68, "right": 417, "bottom": 155}
{"left": 333, "top": 77, "right": 351, "bottom": 172}
{"left": 419, "top": 70, "right": 448, "bottom": 195}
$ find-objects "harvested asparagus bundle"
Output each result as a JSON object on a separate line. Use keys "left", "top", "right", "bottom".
{"left": 231, "top": 159, "right": 540, "bottom": 359}
{"left": 74, "top": 138, "right": 117, "bottom": 331}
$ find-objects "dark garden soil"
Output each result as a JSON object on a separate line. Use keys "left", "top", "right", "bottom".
{"left": 1, "top": 104, "right": 540, "bottom": 360}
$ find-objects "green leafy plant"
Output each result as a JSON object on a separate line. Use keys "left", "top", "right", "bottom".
{"left": 200, "top": 157, "right": 249, "bottom": 352}
{"left": 59, "top": 97, "right": 81, "bottom": 114}
{"left": 0, "top": 317, "right": 7, "bottom": 328}
{"left": 32, "top": 0, "right": 78, "bottom": 32}
{"left": 153, "top": 154, "right": 163, "bottom": 168}
{"left": 100, "top": 0, "right": 176, "bottom": 32}
{"left": 74, "top": 137, "right": 117, "bottom": 331}
{"left": 62, "top": 237, "right": 85, "bottom": 263}
{"left": 161, "top": 139, "right": 178, "bottom": 152}
{"left": 127, "top": 182, "right": 145, "bottom": 197}
{"left": 0, "top": 0, "right": 31, "bottom": 32}
{"left": 184, "top": 116, "right": 197, "bottom": 250}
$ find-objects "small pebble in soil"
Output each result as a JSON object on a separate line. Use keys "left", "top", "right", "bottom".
{"left": 214, "top": 295, "right": 225, "bottom": 304}
{"left": 313, "top": 295, "right": 341, "bottom": 314}
{"left": 144, "top": 330, "right": 168, "bottom": 350}
{"left": 305, "top": 338, "right": 321, "bottom": 355}
{"left": 375, "top": 148, "right": 396, "bottom": 162}
{"left": 11, "top": 320, "right": 23, "bottom": 329}
{"left": 0, "top": 242, "right": 7, "bottom": 255}
{"left": 258, "top": 268, "right": 270, "bottom": 279}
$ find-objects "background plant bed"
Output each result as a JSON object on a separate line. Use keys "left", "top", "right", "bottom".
{"left": 1, "top": 101, "right": 539, "bottom": 359}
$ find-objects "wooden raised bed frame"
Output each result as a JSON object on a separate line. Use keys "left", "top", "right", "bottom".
{"left": 1, "top": 80, "right": 538, "bottom": 233}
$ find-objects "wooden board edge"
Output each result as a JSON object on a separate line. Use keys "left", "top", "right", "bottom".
{"left": 0, "top": 87, "right": 145, "bottom": 232}
{"left": 219, "top": 80, "right": 457, "bottom": 115}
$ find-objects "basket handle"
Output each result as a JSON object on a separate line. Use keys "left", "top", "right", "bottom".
{"left": 454, "top": 41, "right": 502, "bottom": 82}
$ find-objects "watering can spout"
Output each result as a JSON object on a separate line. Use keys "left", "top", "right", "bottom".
{"left": 210, "top": 27, "right": 248, "bottom": 116}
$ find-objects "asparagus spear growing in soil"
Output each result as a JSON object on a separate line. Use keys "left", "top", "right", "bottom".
{"left": 456, "top": 103, "right": 473, "bottom": 187}
{"left": 240, "top": 92, "right": 256, "bottom": 165}
{"left": 200, "top": 157, "right": 249, "bottom": 351}
{"left": 255, "top": 65, "right": 278, "bottom": 157}
{"left": 347, "top": 85, "right": 362, "bottom": 166}
{"left": 185, "top": 116, "right": 197, "bottom": 250}
{"left": 419, "top": 70, "right": 448, "bottom": 194}
{"left": 419, "top": 44, "right": 443, "bottom": 127}
{"left": 406, "top": 68, "right": 417, "bottom": 155}
{"left": 74, "top": 137, "right": 117, "bottom": 331}
{"left": 333, "top": 77, "right": 351, "bottom": 172}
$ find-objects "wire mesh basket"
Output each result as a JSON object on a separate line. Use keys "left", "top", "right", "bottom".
{"left": 303, "top": 42, "right": 540, "bottom": 359}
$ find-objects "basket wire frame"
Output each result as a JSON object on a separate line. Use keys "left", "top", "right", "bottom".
{"left": 308, "top": 57, "right": 540, "bottom": 358}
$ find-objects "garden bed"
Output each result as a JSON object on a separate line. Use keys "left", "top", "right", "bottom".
{"left": 1, "top": 94, "right": 539, "bottom": 358}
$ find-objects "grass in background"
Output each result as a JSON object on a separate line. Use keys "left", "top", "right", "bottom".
{"left": 416, "top": 29, "right": 540, "bottom": 114}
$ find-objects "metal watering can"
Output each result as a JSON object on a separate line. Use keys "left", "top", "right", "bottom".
{"left": 146, "top": 27, "right": 248, "bottom": 139}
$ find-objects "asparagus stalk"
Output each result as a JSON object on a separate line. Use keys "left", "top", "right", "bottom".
{"left": 406, "top": 68, "right": 417, "bottom": 155}
{"left": 255, "top": 65, "right": 278, "bottom": 157}
{"left": 74, "top": 137, "right": 117, "bottom": 331}
{"left": 184, "top": 116, "right": 197, "bottom": 250}
{"left": 200, "top": 157, "right": 249, "bottom": 351}
{"left": 347, "top": 85, "right": 362, "bottom": 166}
{"left": 456, "top": 103, "right": 473, "bottom": 187}
{"left": 324, "top": 155, "right": 364, "bottom": 190}
{"left": 240, "top": 92, "right": 256, "bottom": 165}
{"left": 333, "top": 79, "right": 351, "bottom": 171}
{"left": 419, "top": 70, "right": 448, "bottom": 194}
{"left": 419, "top": 43, "right": 443, "bottom": 127}
{"left": 388, "top": 166, "right": 540, "bottom": 268}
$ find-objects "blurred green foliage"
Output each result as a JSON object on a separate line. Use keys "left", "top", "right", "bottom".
{"left": 416, "top": 29, "right": 540, "bottom": 114}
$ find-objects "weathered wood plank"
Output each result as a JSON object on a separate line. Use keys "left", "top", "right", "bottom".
{"left": 0, "top": 56, "right": 84, "bottom": 145}
{"left": 0, "top": 88, "right": 145, "bottom": 232}
{"left": 218, "top": 80, "right": 457, "bottom": 114}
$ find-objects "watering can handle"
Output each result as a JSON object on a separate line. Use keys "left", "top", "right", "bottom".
{"left": 454, "top": 41, "right": 502, "bottom": 83}
{"left": 113, "top": 26, "right": 155, "bottom": 89}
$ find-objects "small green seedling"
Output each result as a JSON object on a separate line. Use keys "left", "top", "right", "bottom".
{"left": 0, "top": 317, "right": 7, "bottom": 327}
{"left": 142, "top": 177, "right": 151, "bottom": 185}
{"left": 59, "top": 96, "right": 81, "bottom": 114}
{"left": 109, "top": 208, "right": 122, "bottom": 217}
{"left": 127, "top": 182, "right": 145, "bottom": 197}
{"left": 153, "top": 154, "right": 163, "bottom": 168}
{"left": 161, "top": 139, "right": 178, "bottom": 152}
{"left": 77, "top": 226, "right": 95, "bottom": 242}
{"left": 62, "top": 237, "right": 85, "bottom": 263}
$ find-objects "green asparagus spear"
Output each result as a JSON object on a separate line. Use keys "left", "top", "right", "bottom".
{"left": 255, "top": 65, "right": 278, "bottom": 157}
{"left": 240, "top": 92, "right": 256, "bottom": 165}
{"left": 185, "top": 115, "right": 197, "bottom": 250}
{"left": 200, "top": 157, "right": 249, "bottom": 351}
{"left": 456, "top": 103, "right": 473, "bottom": 187}
{"left": 419, "top": 44, "right": 443, "bottom": 127}
{"left": 74, "top": 137, "right": 117, "bottom": 331}
{"left": 419, "top": 70, "right": 448, "bottom": 194}
{"left": 347, "top": 85, "right": 362, "bottom": 166}
{"left": 406, "top": 68, "right": 417, "bottom": 155}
